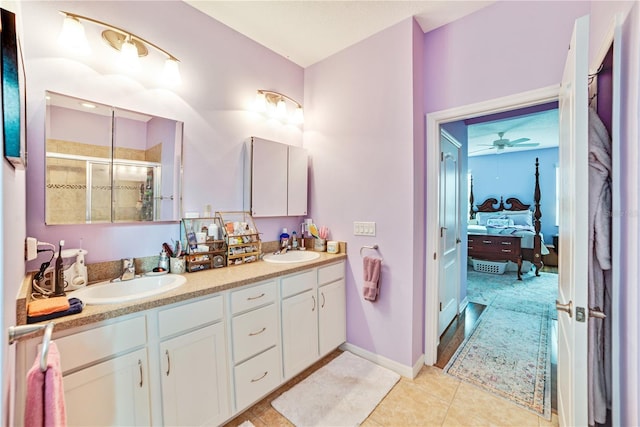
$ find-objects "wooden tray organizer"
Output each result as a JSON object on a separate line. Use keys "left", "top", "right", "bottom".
{"left": 181, "top": 216, "right": 227, "bottom": 272}
{"left": 216, "top": 211, "right": 261, "bottom": 266}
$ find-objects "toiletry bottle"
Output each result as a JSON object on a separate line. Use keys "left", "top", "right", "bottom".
{"left": 159, "top": 250, "right": 169, "bottom": 271}
{"left": 54, "top": 240, "right": 66, "bottom": 296}
{"left": 279, "top": 228, "right": 290, "bottom": 248}
{"left": 292, "top": 231, "right": 298, "bottom": 249}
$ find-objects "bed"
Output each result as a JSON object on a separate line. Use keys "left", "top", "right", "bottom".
{"left": 467, "top": 158, "right": 546, "bottom": 279}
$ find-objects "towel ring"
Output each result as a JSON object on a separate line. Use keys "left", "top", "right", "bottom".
{"left": 360, "top": 244, "right": 379, "bottom": 257}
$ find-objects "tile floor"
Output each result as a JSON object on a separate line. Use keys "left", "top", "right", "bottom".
{"left": 224, "top": 350, "right": 559, "bottom": 427}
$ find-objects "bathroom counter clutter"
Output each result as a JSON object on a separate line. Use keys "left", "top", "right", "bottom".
{"left": 15, "top": 251, "right": 347, "bottom": 334}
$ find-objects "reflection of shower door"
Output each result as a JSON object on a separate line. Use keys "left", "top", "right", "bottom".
{"left": 86, "top": 161, "right": 111, "bottom": 223}
{"left": 112, "top": 162, "right": 161, "bottom": 222}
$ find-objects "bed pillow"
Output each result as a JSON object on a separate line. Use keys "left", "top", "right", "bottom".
{"left": 486, "top": 218, "right": 514, "bottom": 227}
{"left": 500, "top": 210, "right": 533, "bottom": 227}
{"left": 476, "top": 212, "right": 506, "bottom": 226}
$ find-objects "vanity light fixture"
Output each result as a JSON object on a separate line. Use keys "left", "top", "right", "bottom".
{"left": 254, "top": 90, "right": 304, "bottom": 125}
{"left": 58, "top": 11, "right": 181, "bottom": 86}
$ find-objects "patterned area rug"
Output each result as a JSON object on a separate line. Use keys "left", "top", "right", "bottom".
{"left": 445, "top": 268, "right": 558, "bottom": 419}
{"left": 271, "top": 351, "right": 400, "bottom": 426}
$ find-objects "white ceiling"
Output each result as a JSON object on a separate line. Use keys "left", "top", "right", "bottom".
{"left": 467, "top": 109, "right": 559, "bottom": 157}
{"left": 185, "top": 0, "right": 496, "bottom": 68}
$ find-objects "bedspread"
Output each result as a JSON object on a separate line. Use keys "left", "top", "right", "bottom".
{"left": 468, "top": 225, "right": 550, "bottom": 255}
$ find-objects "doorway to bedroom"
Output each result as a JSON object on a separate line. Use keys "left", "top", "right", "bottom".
{"left": 426, "top": 91, "right": 561, "bottom": 418}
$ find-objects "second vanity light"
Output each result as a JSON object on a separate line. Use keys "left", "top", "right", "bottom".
{"left": 254, "top": 90, "right": 304, "bottom": 125}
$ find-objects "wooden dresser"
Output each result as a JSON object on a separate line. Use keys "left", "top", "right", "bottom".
{"left": 467, "top": 234, "right": 523, "bottom": 280}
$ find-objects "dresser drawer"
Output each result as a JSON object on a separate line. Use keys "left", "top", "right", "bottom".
{"left": 468, "top": 235, "right": 521, "bottom": 258}
{"left": 230, "top": 280, "right": 276, "bottom": 315}
{"left": 234, "top": 346, "right": 280, "bottom": 411}
{"left": 232, "top": 303, "right": 278, "bottom": 363}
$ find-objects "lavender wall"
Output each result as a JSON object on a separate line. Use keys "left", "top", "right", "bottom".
{"left": 468, "top": 148, "right": 559, "bottom": 242}
{"left": 305, "top": 19, "right": 419, "bottom": 367}
{"left": 22, "top": 1, "right": 305, "bottom": 266}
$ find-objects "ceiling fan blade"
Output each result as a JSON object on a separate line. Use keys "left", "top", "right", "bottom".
{"left": 508, "top": 138, "right": 531, "bottom": 145}
{"left": 511, "top": 143, "right": 539, "bottom": 147}
{"left": 470, "top": 147, "right": 495, "bottom": 154}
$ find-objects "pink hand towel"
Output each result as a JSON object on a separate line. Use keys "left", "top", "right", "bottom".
{"left": 25, "top": 342, "right": 66, "bottom": 427}
{"left": 363, "top": 256, "right": 382, "bottom": 301}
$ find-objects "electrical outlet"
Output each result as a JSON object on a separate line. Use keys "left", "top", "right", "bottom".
{"left": 25, "top": 237, "right": 37, "bottom": 261}
{"left": 353, "top": 221, "right": 376, "bottom": 236}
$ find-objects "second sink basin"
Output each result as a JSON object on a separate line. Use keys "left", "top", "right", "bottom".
{"left": 263, "top": 251, "right": 320, "bottom": 264}
{"left": 71, "top": 274, "right": 187, "bottom": 305}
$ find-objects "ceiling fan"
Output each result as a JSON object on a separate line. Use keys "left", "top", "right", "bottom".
{"left": 473, "top": 132, "right": 540, "bottom": 154}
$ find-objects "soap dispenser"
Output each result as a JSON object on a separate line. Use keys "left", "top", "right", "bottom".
{"left": 158, "top": 250, "right": 169, "bottom": 271}
{"left": 279, "top": 228, "right": 290, "bottom": 248}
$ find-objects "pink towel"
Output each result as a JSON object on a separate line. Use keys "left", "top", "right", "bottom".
{"left": 25, "top": 342, "right": 66, "bottom": 427}
{"left": 363, "top": 256, "right": 382, "bottom": 301}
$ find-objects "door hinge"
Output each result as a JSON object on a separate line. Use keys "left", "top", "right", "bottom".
{"left": 439, "top": 302, "right": 442, "bottom": 311}
{"left": 433, "top": 252, "right": 437, "bottom": 260}
{"left": 440, "top": 151, "right": 444, "bottom": 162}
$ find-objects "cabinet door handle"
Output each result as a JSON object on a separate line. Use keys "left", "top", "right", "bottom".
{"left": 249, "top": 327, "right": 266, "bottom": 336}
{"left": 321, "top": 292, "right": 326, "bottom": 308}
{"left": 138, "top": 359, "right": 143, "bottom": 388}
{"left": 247, "top": 293, "right": 265, "bottom": 301}
{"left": 165, "top": 350, "right": 171, "bottom": 376}
{"left": 312, "top": 295, "right": 316, "bottom": 312}
{"left": 251, "top": 371, "right": 268, "bottom": 382}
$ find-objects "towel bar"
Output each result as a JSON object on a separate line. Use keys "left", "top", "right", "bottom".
{"left": 8, "top": 322, "right": 55, "bottom": 372}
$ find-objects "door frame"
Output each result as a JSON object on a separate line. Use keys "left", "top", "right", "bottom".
{"left": 424, "top": 85, "right": 560, "bottom": 365}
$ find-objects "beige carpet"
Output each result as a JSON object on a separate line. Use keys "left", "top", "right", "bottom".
{"left": 271, "top": 351, "right": 400, "bottom": 426}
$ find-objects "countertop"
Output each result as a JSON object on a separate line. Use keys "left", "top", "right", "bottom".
{"left": 16, "top": 252, "right": 347, "bottom": 336}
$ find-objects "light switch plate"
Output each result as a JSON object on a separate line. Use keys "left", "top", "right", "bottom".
{"left": 353, "top": 221, "right": 376, "bottom": 236}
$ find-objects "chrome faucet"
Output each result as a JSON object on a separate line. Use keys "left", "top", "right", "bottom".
{"left": 120, "top": 258, "right": 136, "bottom": 281}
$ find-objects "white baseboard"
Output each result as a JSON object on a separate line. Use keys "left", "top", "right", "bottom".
{"left": 339, "top": 342, "right": 424, "bottom": 379}
{"left": 459, "top": 296, "right": 468, "bottom": 313}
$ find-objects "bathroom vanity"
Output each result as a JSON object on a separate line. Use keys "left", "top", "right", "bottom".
{"left": 14, "top": 254, "right": 346, "bottom": 426}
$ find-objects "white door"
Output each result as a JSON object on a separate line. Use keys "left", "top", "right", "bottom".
{"left": 438, "top": 130, "right": 461, "bottom": 336}
{"left": 557, "top": 14, "right": 589, "bottom": 427}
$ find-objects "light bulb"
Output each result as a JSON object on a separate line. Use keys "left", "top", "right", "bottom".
{"left": 58, "top": 15, "right": 90, "bottom": 55}
{"left": 161, "top": 58, "right": 181, "bottom": 86}
{"left": 292, "top": 106, "right": 304, "bottom": 125}
{"left": 119, "top": 36, "right": 140, "bottom": 72}
{"left": 254, "top": 91, "right": 267, "bottom": 113}
{"left": 275, "top": 98, "right": 287, "bottom": 119}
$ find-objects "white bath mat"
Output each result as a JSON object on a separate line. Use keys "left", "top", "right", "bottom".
{"left": 271, "top": 351, "right": 400, "bottom": 426}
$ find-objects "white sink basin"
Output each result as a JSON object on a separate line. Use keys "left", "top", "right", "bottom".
{"left": 71, "top": 274, "right": 187, "bottom": 305}
{"left": 263, "top": 251, "right": 320, "bottom": 264}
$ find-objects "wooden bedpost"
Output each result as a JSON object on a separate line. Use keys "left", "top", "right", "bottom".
{"left": 469, "top": 175, "right": 475, "bottom": 220}
{"left": 533, "top": 157, "right": 543, "bottom": 275}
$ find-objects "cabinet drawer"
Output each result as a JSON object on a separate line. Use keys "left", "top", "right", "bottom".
{"left": 230, "top": 280, "right": 276, "bottom": 314}
{"left": 232, "top": 304, "right": 278, "bottom": 363}
{"left": 159, "top": 295, "right": 223, "bottom": 338}
{"left": 55, "top": 316, "right": 146, "bottom": 373}
{"left": 234, "top": 346, "right": 280, "bottom": 411}
{"left": 318, "top": 261, "right": 345, "bottom": 286}
{"left": 281, "top": 269, "right": 316, "bottom": 299}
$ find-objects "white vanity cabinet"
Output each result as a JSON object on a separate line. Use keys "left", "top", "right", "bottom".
{"left": 318, "top": 262, "right": 347, "bottom": 356}
{"left": 245, "top": 137, "right": 308, "bottom": 217}
{"left": 158, "top": 295, "right": 230, "bottom": 426}
{"left": 230, "top": 280, "right": 281, "bottom": 411}
{"left": 281, "top": 269, "right": 319, "bottom": 379}
{"left": 20, "top": 315, "right": 152, "bottom": 426}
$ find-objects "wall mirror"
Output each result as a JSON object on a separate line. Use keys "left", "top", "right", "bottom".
{"left": 45, "top": 91, "right": 183, "bottom": 224}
